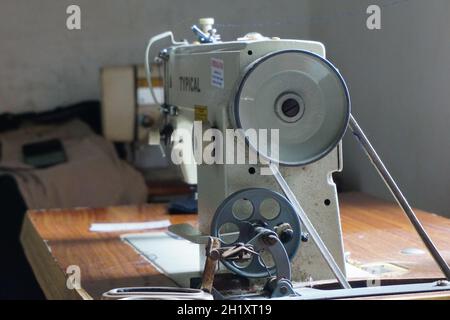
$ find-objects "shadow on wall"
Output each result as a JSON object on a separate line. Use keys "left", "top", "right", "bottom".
{"left": 309, "top": 0, "right": 450, "bottom": 218}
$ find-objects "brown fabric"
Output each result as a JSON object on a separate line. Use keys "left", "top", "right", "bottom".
{"left": 0, "top": 120, "right": 147, "bottom": 209}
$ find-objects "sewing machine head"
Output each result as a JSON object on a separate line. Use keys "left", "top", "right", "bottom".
{"left": 148, "top": 18, "right": 351, "bottom": 297}
{"left": 100, "top": 17, "right": 450, "bottom": 301}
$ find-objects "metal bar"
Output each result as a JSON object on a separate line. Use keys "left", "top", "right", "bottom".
{"left": 201, "top": 237, "right": 221, "bottom": 294}
{"left": 349, "top": 114, "right": 450, "bottom": 280}
{"left": 269, "top": 163, "right": 352, "bottom": 289}
{"left": 236, "top": 281, "right": 450, "bottom": 300}
{"left": 250, "top": 228, "right": 292, "bottom": 281}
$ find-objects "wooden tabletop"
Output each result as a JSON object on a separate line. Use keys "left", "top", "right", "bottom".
{"left": 20, "top": 192, "right": 450, "bottom": 300}
{"left": 147, "top": 180, "right": 192, "bottom": 198}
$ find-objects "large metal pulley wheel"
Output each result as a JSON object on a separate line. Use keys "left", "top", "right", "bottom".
{"left": 232, "top": 49, "right": 351, "bottom": 166}
{"left": 210, "top": 188, "right": 301, "bottom": 278}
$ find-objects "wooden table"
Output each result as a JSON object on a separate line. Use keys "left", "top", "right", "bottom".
{"left": 146, "top": 180, "right": 192, "bottom": 200}
{"left": 20, "top": 192, "right": 450, "bottom": 300}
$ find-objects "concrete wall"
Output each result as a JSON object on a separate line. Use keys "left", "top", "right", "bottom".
{"left": 0, "top": 0, "right": 311, "bottom": 113}
{"left": 310, "top": 0, "right": 450, "bottom": 217}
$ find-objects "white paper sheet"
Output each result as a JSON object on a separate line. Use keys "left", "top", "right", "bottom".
{"left": 89, "top": 220, "right": 171, "bottom": 233}
{"left": 122, "top": 232, "right": 203, "bottom": 287}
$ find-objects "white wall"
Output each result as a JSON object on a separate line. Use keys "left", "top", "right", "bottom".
{"left": 3, "top": 0, "right": 449, "bottom": 217}
{"left": 0, "top": 0, "right": 311, "bottom": 113}
{"left": 310, "top": 0, "right": 450, "bottom": 217}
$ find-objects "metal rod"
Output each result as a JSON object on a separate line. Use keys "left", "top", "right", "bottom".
{"left": 201, "top": 237, "right": 221, "bottom": 294}
{"left": 269, "top": 163, "right": 352, "bottom": 289}
{"left": 349, "top": 114, "right": 450, "bottom": 280}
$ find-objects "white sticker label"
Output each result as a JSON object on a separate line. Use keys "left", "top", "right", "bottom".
{"left": 137, "top": 87, "right": 163, "bottom": 105}
{"left": 211, "top": 58, "right": 224, "bottom": 89}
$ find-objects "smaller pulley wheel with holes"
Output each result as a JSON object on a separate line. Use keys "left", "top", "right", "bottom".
{"left": 210, "top": 188, "right": 301, "bottom": 278}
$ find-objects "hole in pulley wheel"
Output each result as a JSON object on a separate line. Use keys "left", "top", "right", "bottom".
{"left": 218, "top": 223, "right": 240, "bottom": 244}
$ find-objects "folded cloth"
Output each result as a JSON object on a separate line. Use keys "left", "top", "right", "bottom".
{"left": 0, "top": 120, "right": 147, "bottom": 209}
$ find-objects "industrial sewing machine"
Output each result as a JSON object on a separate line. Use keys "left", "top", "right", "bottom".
{"left": 104, "top": 18, "right": 450, "bottom": 300}
{"left": 101, "top": 63, "right": 187, "bottom": 186}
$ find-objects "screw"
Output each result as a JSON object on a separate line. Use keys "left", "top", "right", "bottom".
{"left": 279, "top": 228, "right": 294, "bottom": 243}
{"left": 275, "top": 223, "right": 294, "bottom": 243}
{"left": 301, "top": 232, "right": 309, "bottom": 242}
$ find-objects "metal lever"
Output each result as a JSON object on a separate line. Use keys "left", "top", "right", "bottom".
{"left": 217, "top": 244, "right": 257, "bottom": 261}
{"left": 349, "top": 114, "right": 450, "bottom": 280}
{"left": 201, "top": 237, "right": 221, "bottom": 294}
{"left": 247, "top": 228, "right": 292, "bottom": 281}
{"left": 192, "top": 25, "right": 216, "bottom": 43}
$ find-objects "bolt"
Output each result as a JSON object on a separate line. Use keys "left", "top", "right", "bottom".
{"left": 208, "top": 249, "right": 221, "bottom": 261}
{"left": 280, "top": 228, "right": 294, "bottom": 243}
{"left": 281, "top": 99, "right": 301, "bottom": 118}
{"left": 301, "top": 232, "right": 309, "bottom": 242}
{"left": 436, "top": 280, "right": 450, "bottom": 287}
{"left": 275, "top": 223, "right": 294, "bottom": 243}
{"left": 169, "top": 106, "right": 179, "bottom": 116}
{"left": 262, "top": 233, "right": 278, "bottom": 246}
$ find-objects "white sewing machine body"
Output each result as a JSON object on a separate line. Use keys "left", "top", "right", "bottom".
{"left": 163, "top": 37, "right": 346, "bottom": 282}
